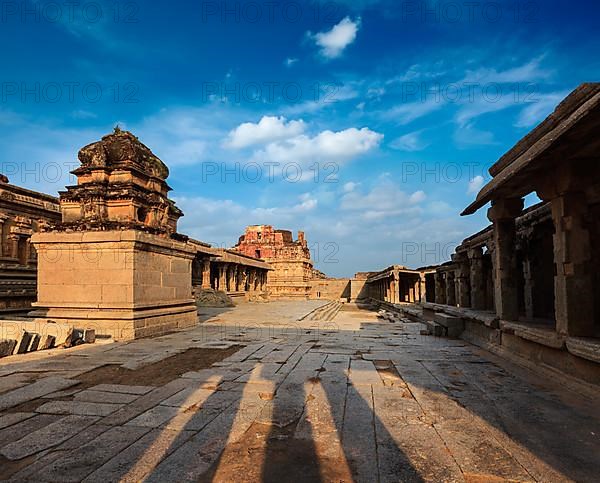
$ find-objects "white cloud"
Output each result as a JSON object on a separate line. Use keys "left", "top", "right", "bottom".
{"left": 340, "top": 178, "right": 426, "bottom": 219}
{"left": 409, "top": 190, "right": 427, "bottom": 203}
{"left": 454, "top": 123, "right": 497, "bottom": 147}
{"left": 460, "top": 56, "right": 553, "bottom": 85}
{"left": 389, "top": 130, "right": 429, "bottom": 151}
{"left": 454, "top": 93, "right": 518, "bottom": 127}
{"left": 285, "top": 57, "right": 299, "bottom": 67}
{"left": 225, "top": 116, "right": 306, "bottom": 149}
{"left": 343, "top": 181, "right": 358, "bottom": 192}
{"left": 71, "top": 110, "right": 98, "bottom": 120}
{"left": 310, "top": 17, "right": 361, "bottom": 59}
{"left": 515, "top": 91, "right": 569, "bottom": 128}
{"left": 255, "top": 127, "right": 383, "bottom": 166}
{"left": 467, "top": 175, "right": 485, "bottom": 194}
{"left": 383, "top": 98, "right": 445, "bottom": 125}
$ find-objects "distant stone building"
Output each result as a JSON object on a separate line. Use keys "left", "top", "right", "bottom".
{"left": 0, "top": 176, "right": 61, "bottom": 315}
{"left": 234, "top": 225, "right": 313, "bottom": 299}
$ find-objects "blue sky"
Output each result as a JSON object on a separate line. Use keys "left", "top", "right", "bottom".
{"left": 1, "top": 0, "right": 599, "bottom": 276}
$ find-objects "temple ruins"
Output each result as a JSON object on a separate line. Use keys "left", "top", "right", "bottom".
{"left": 0, "top": 84, "right": 599, "bottom": 481}
{"left": 0, "top": 177, "right": 60, "bottom": 317}
{"left": 365, "top": 83, "right": 600, "bottom": 385}
{"left": 234, "top": 225, "right": 313, "bottom": 299}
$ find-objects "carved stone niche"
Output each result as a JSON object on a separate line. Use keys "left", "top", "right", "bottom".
{"left": 58, "top": 127, "right": 183, "bottom": 236}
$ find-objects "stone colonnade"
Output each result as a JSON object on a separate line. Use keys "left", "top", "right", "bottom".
{"left": 431, "top": 197, "right": 598, "bottom": 339}
{"left": 192, "top": 255, "right": 268, "bottom": 294}
{"left": 366, "top": 267, "right": 425, "bottom": 304}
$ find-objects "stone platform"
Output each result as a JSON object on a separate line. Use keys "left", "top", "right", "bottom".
{"left": 30, "top": 230, "right": 198, "bottom": 341}
{"left": 0, "top": 301, "right": 598, "bottom": 482}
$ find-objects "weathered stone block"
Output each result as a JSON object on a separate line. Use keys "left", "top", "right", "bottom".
{"left": 14, "top": 330, "right": 33, "bottom": 354}
{"left": 83, "top": 329, "right": 96, "bottom": 344}
{"left": 0, "top": 339, "right": 16, "bottom": 357}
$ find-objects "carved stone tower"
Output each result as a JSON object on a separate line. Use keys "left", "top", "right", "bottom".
{"left": 30, "top": 129, "right": 198, "bottom": 340}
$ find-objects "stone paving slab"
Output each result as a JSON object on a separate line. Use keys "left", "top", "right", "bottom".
{"left": 89, "top": 384, "right": 155, "bottom": 395}
{"left": 0, "top": 414, "right": 99, "bottom": 460}
{"left": 82, "top": 428, "right": 196, "bottom": 483}
{"left": 0, "top": 414, "right": 62, "bottom": 447}
{"left": 36, "top": 400, "right": 124, "bottom": 417}
{"left": 125, "top": 405, "right": 182, "bottom": 428}
{"left": 74, "top": 389, "right": 140, "bottom": 404}
{"left": 160, "top": 386, "right": 215, "bottom": 409}
{"left": 342, "top": 383, "right": 378, "bottom": 482}
{"left": 8, "top": 424, "right": 115, "bottom": 481}
{"left": 33, "top": 425, "right": 152, "bottom": 482}
{"left": 42, "top": 388, "right": 83, "bottom": 399}
{"left": 98, "top": 379, "right": 189, "bottom": 427}
{"left": 0, "top": 376, "right": 79, "bottom": 411}
{"left": 0, "top": 301, "right": 599, "bottom": 482}
{"left": 0, "top": 411, "right": 35, "bottom": 430}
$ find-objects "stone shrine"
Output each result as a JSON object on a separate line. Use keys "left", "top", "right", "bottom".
{"left": 30, "top": 128, "right": 198, "bottom": 340}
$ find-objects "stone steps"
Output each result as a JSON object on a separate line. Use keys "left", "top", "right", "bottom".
{"left": 299, "top": 301, "right": 343, "bottom": 322}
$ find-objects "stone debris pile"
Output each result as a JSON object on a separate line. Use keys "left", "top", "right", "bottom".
{"left": 0, "top": 321, "right": 95, "bottom": 358}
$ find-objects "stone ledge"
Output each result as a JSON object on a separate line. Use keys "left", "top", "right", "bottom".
{"left": 566, "top": 337, "right": 600, "bottom": 363}
{"left": 422, "top": 302, "right": 499, "bottom": 328}
{"left": 500, "top": 321, "right": 566, "bottom": 349}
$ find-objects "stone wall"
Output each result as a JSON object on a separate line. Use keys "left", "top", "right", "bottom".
{"left": 310, "top": 279, "right": 350, "bottom": 301}
{"left": 0, "top": 177, "right": 61, "bottom": 315}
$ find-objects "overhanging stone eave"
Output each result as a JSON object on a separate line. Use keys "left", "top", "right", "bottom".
{"left": 462, "top": 87, "right": 600, "bottom": 216}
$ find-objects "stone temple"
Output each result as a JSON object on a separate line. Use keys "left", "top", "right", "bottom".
{"left": 0, "top": 85, "right": 599, "bottom": 482}
{"left": 234, "top": 225, "right": 313, "bottom": 299}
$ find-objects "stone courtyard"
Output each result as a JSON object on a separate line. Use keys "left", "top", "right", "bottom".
{"left": 0, "top": 301, "right": 598, "bottom": 482}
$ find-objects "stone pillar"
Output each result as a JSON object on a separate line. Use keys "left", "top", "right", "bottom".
{"left": 247, "top": 269, "right": 255, "bottom": 291}
{"left": 218, "top": 264, "right": 227, "bottom": 291}
{"left": 232, "top": 265, "right": 239, "bottom": 291}
{"left": 0, "top": 214, "right": 8, "bottom": 257}
{"left": 521, "top": 247, "right": 535, "bottom": 320}
{"left": 445, "top": 271, "right": 456, "bottom": 306}
{"left": 434, "top": 272, "right": 444, "bottom": 304}
{"left": 487, "top": 198, "right": 523, "bottom": 321}
{"left": 454, "top": 253, "right": 471, "bottom": 308}
{"left": 551, "top": 192, "right": 595, "bottom": 337}
{"left": 240, "top": 267, "right": 248, "bottom": 292}
{"left": 201, "top": 260, "right": 211, "bottom": 289}
{"left": 227, "top": 265, "right": 235, "bottom": 292}
{"left": 390, "top": 277, "right": 398, "bottom": 304}
{"left": 468, "top": 247, "right": 486, "bottom": 310}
